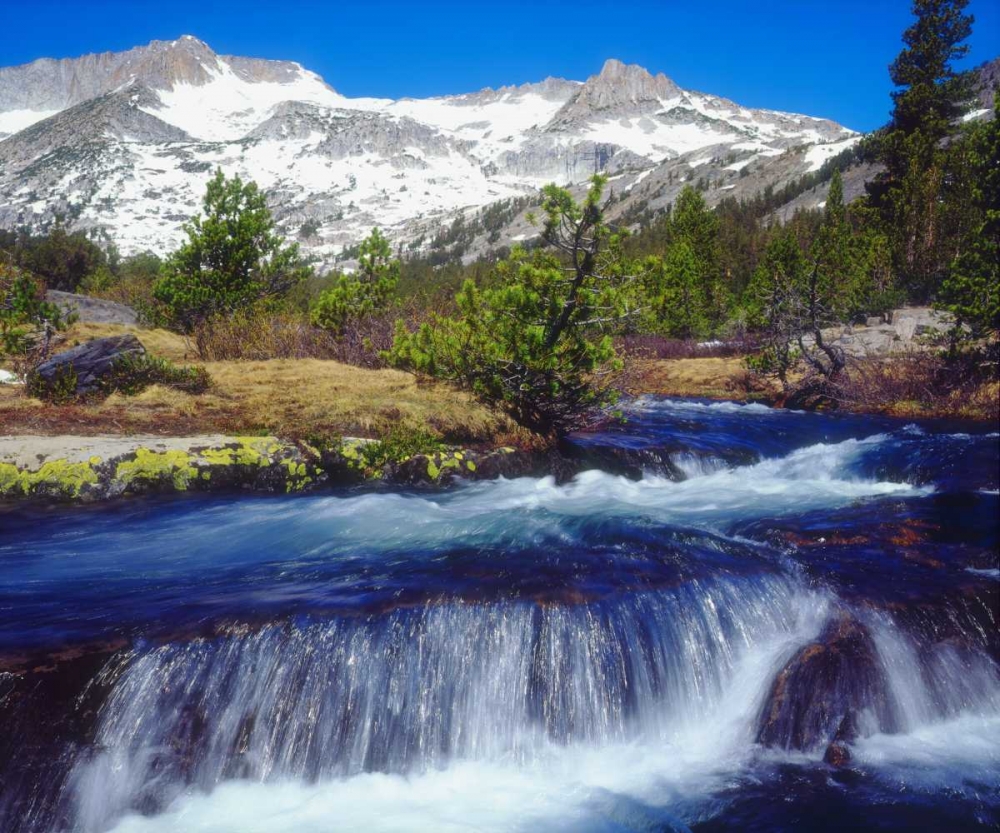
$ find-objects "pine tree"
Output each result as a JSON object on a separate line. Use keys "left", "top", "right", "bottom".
{"left": 810, "top": 170, "right": 855, "bottom": 320}
{"left": 0, "top": 261, "right": 66, "bottom": 368}
{"left": 652, "top": 241, "right": 708, "bottom": 339}
{"left": 888, "top": 0, "right": 974, "bottom": 140}
{"left": 745, "top": 230, "right": 806, "bottom": 388}
{"left": 311, "top": 228, "right": 399, "bottom": 336}
{"left": 389, "top": 176, "right": 636, "bottom": 435}
{"left": 865, "top": 0, "right": 975, "bottom": 298}
{"left": 154, "top": 170, "right": 312, "bottom": 331}
{"left": 664, "top": 186, "right": 727, "bottom": 330}
{"left": 939, "top": 95, "right": 1000, "bottom": 343}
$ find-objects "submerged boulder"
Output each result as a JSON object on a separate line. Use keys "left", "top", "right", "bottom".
{"left": 755, "top": 614, "right": 895, "bottom": 754}
{"left": 30, "top": 334, "right": 145, "bottom": 397}
{"left": 563, "top": 442, "right": 684, "bottom": 480}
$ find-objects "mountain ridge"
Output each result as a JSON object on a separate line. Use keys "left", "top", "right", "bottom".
{"left": 0, "top": 36, "right": 861, "bottom": 265}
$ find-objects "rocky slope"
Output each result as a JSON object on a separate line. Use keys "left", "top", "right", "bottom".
{"left": 0, "top": 37, "right": 861, "bottom": 265}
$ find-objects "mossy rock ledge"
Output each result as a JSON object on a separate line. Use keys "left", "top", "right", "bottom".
{"left": 0, "top": 435, "right": 543, "bottom": 503}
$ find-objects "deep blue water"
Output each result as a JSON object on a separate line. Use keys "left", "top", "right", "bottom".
{"left": 1, "top": 398, "right": 998, "bottom": 832}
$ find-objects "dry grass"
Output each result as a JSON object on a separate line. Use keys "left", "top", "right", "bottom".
{"left": 201, "top": 359, "right": 511, "bottom": 442}
{"left": 9, "top": 324, "right": 991, "bottom": 442}
{"left": 56, "top": 322, "right": 193, "bottom": 362}
{"left": 0, "top": 324, "right": 516, "bottom": 444}
{"left": 832, "top": 353, "right": 999, "bottom": 422}
{"left": 623, "top": 356, "right": 755, "bottom": 399}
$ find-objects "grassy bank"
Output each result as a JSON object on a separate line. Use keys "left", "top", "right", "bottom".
{"left": 622, "top": 356, "right": 750, "bottom": 400}
{"left": 3, "top": 324, "right": 995, "bottom": 443}
{"left": 0, "top": 323, "right": 517, "bottom": 445}
{"left": 625, "top": 351, "right": 998, "bottom": 422}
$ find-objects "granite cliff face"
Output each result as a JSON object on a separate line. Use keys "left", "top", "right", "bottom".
{"left": 0, "top": 36, "right": 320, "bottom": 113}
{"left": 976, "top": 57, "right": 1000, "bottom": 109}
{"left": 0, "top": 36, "right": 861, "bottom": 265}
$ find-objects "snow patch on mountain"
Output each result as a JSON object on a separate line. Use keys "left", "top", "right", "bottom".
{"left": 388, "top": 90, "right": 570, "bottom": 162}
{"left": 804, "top": 136, "right": 861, "bottom": 172}
{"left": 147, "top": 62, "right": 352, "bottom": 142}
{"left": 0, "top": 37, "right": 861, "bottom": 265}
{"left": 0, "top": 107, "right": 59, "bottom": 139}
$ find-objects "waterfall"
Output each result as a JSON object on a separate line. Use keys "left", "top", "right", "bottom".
{"left": 67, "top": 576, "right": 823, "bottom": 832}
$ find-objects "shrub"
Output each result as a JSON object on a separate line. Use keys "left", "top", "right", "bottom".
{"left": 617, "top": 334, "right": 755, "bottom": 360}
{"left": 830, "top": 350, "right": 997, "bottom": 420}
{"left": 389, "top": 176, "right": 638, "bottom": 436}
{"left": 100, "top": 354, "right": 210, "bottom": 396}
{"left": 27, "top": 363, "right": 78, "bottom": 404}
{"left": 193, "top": 302, "right": 426, "bottom": 368}
{"left": 0, "top": 261, "right": 67, "bottom": 375}
{"left": 311, "top": 228, "right": 399, "bottom": 337}
{"left": 194, "top": 307, "right": 336, "bottom": 361}
{"left": 360, "top": 424, "right": 444, "bottom": 471}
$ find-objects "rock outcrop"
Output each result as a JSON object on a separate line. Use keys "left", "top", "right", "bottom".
{"left": 30, "top": 334, "right": 146, "bottom": 396}
{"left": 755, "top": 614, "right": 895, "bottom": 757}
{"left": 798, "top": 306, "right": 954, "bottom": 358}
{"left": 0, "top": 434, "right": 548, "bottom": 503}
{"left": 975, "top": 57, "right": 1000, "bottom": 110}
{"left": 549, "top": 59, "right": 682, "bottom": 126}
{"left": 46, "top": 291, "right": 139, "bottom": 326}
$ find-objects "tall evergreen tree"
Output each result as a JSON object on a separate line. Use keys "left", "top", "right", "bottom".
{"left": 888, "top": 0, "right": 974, "bottom": 139}
{"left": 939, "top": 95, "right": 1000, "bottom": 344}
{"left": 664, "top": 186, "right": 727, "bottom": 330}
{"left": 865, "top": 0, "right": 975, "bottom": 298}
{"left": 745, "top": 230, "right": 806, "bottom": 388}
{"left": 651, "top": 242, "right": 708, "bottom": 339}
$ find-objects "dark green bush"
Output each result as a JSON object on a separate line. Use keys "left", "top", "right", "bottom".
{"left": 26, "top": 364, "right": 77, "bottom": 404}
{"left": 101, "top": 354, "right": 211, "bottom": 396}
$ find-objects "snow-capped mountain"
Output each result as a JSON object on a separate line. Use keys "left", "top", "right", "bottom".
{"left": 0, "top": 36, "right": 859, "bottom": 265}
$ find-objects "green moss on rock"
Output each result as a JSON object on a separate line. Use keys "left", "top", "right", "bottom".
{"left": 115, "top": 449, "right": 197, "bottom": 491}
{"left": 0, "top": 459, "right": 100, "bottom": 498}
{"left": 0, "top": 463, "right": 23, "bottom": 496}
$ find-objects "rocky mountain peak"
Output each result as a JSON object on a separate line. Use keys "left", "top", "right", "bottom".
{"left": 549, "top": 58, "right": 682, "bottom": 127}
{"left": 0, "top": 36, "right": 324, "bottom": 120}
{"left": 0, "top": 40, "right": 858, "bottom": 267}
{"left": 116, "top": 35, "right": 222, "bottom": 89}
{"left": 587, "top": 59, "right": 680, "bottom": 105}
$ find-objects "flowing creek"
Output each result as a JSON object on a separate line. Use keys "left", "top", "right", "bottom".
{"left": 1, "top": 397, "right": 998, "bottom": 831}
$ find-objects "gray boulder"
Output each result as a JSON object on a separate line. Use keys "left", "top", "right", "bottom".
{"left": 46, "top": 291, "right": 139, "bottom": 326}
{"left": 32, "top": 334, "right": 145, "bottom": 396}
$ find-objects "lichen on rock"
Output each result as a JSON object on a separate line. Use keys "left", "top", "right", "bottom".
{"left": 0, "top": 459, "right": 100, "bottom": 498}
{"left": 115, "top": 449, "right": 198, "bottom": 492}
{"left": 0, "top": 433, "right": 542, "bottom": 503}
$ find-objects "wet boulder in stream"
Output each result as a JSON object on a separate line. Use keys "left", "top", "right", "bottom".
{"left": 755, "top": 613, "right": 896, "bottom": 755}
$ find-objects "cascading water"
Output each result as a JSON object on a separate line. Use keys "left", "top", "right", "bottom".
{"left": 1, "top": 398, "right": 997, "bottom": 832}
{"left": 68, "top": 577, "right": 823, "bottom": 833}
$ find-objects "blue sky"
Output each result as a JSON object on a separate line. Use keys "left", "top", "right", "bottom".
{"left": 2, "top": 0, "right": 997, "bottom": 132}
